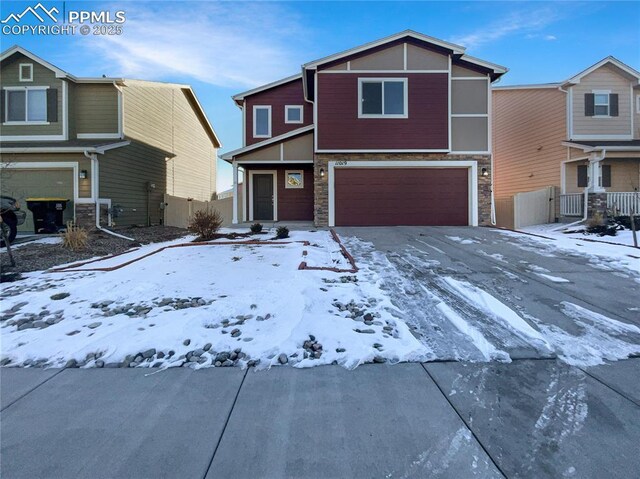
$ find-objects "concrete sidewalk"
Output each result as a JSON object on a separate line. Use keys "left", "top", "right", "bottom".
{"left": 2, "top": 359, "right": 639, "bottom": 479}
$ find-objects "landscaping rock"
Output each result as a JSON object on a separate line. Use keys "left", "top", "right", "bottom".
{"left": 203, "top": 343, "right": 212, "bottom": 352}
{"left": 142, "top": 348, "right": 156, "bottom": 359}
{"left": 87, "top": 322, "right": 102, "bottom": 329}
{"left": 50, "top": 293, "right": 70, "bottom": 301}
{"left": 278, "top": 353, "right": 288, "bottom": 365}
{"left": 336, "top": 348, "right": 346, "bottom": 353}
{"left": 157, "top": 351, "right": 165, "bottom": 359}
{"left": 355, "top": 328, "right": 375, "bottom": 334}
{"left": 231, "top": 329, "right": 241, "bottom": 337}
{"left": 183, "top": 339, "right": 191, "bottom": 346}
{"left": 373, "top": 356, "right": 387, "bottom": 364}
{"left": 65, "top": 359, "right": 78, "bottom": 368}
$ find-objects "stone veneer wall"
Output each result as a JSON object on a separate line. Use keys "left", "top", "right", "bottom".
{"left": 75, "top": 204, "right": 96, "bottom": 230}
{"left": 313, "top": 153, "right": 492, "bottom": 227}
{"left": 587, "top": 192, "right": 608, "bottom": 219}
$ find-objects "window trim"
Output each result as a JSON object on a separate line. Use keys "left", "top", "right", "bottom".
{"left": 252, "top": 105, "right": 272, "bottom": 138}
{"left": 3, "top": 86, "right": 50, "bottom": 125}
{"left": 285, "top": 170, "right": 304, "bottom": 189}
{"left": 357, "top": 77, "right": 409, "bottom": 119}
{"left": 19, "top": 63, "right": 33, "bottom": 82}
{"left": 284, "top": 105, "right": 304, "bottom": 124}
{"left": 592, "top": 89, "right": 611, "bottom": 117}
{"left": 636, "top": 94, "right": 640, "bottom": 114}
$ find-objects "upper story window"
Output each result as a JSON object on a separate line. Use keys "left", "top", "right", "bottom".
{"left": 4, "top": 87, "right": 48, "bottom": 124}
{"left": 358, "top": 78, "right": 408, "bottom": 118}
{"left": 253, "top": 105, "right": 271, "bottom": 138}
{"left": 585, "top": 90, "right": 618, "bottom": 117}
{"left": 285, "top": 105, "right": 303, "bottom": 124}
{"left": 19, "top": 63, "right": 33, "bottom": 82}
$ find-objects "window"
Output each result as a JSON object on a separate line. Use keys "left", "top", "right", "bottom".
{"left": 601, "top": 165, "right": 611, "bottom": 188}
{"left": 285, "top": 105, "right": 303, "bottom": 124}
{"left": 577, "top": 165, "right": 588, "bottom": 188}
{"left": 253, "top": 105, "right": 271, "bottom": 138}
{"left": 19, "top": 64, "right": 33, "bottom": 82}
{"left": 636, "top": 94, "right": 640, "bottom": 114}
{"left": 358, "top": 78, "right": 408, "bottom": 118}
{"left": 5, "top": 87, "right": 48, "bottom": 123}
{"left": 285, "top": 170, "right": 304, "bottom": 189}
{"left": 594, "top": 93, "right": 609, "bottom": 116}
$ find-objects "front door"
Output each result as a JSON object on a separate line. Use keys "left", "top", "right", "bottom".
{"left": 253, "top": 174, "right": 274, "bottom": 220}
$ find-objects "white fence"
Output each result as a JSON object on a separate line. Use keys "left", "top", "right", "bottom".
{"left": 513, "top": 187, "right": 556, "bottom": 229}
{"left": 560, "top": 193, "right": 584, "bottom": 217}
{"left": 607, "top": 192, "right": 640, "bottom": 216}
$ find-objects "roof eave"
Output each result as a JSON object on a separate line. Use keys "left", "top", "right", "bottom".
{"left": 221, "top": 125, "right": 314, "bottom": 161}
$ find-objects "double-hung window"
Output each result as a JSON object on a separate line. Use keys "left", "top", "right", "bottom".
{"left": 358, "top": 78, "right": 408, "bottom": 118}
{"left": 253, "top": 105, "right": 271, "bottom": 138}
{"left": 593, "top": 92, "right": 610, "bottom": 116}
{"left": 5, "top": 87, "right": 48, "bottom": 123}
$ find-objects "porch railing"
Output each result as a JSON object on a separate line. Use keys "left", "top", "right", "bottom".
{"left": 607, "top": 192, "right": 640, "bottom": 216}
{"left": 560, "top": 194, "right": 584, "bottom": 217}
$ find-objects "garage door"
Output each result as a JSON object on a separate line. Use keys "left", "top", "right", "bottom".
{"left": 334, "top": 168, "right": 469, "bottom": 226}
{"left": 2, "top": 169, "right": 74, "bottom": 233}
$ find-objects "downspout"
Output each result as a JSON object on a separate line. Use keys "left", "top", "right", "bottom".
{"left": 83, "top": 149, "right": 134, "bottom": 241}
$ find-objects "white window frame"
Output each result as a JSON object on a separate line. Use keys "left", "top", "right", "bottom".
{"left": 592, "top": 89, "right": 610, "bottom": 117}
{"left": 285, "top": 169, "right": 304, "bottom": 189}
{"left": 3, "top": 86, "right": 50, "bottom": 125}
{"left": 358, "top": 78, "right": 409, "bottom": 119}
{"left": 253, "top": 105, "right": 271, "bottom": 138}
{"left": 636, "top": 94, "right": 640, "bottom": 114}
{"left": 19, "top": 63, "right": 33, "bottom": 82}
{"left": 284, "top": 105, "right": 304, "bottom": 124}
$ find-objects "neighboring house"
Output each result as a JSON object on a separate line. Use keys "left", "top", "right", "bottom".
{"left": 222, "top": 30, "right": 506, "bottom": 227}
{"left": 0, "top": 45, "right": 221, "bottom": 233}
{"left": 493, "top": 56, "right": 640, "bottom": 226}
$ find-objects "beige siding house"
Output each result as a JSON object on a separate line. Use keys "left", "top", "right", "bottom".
{"left": 0, "top": 46, "right": 221, "bottom": 232}
{"left": 493, "top": 56, "right": 640, "bottom": 226}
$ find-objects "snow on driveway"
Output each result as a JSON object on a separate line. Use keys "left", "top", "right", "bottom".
{"left": 342, "top": 228, "right": 640, "bottom": 367}
{"left": 0, "top": 230, "right": 428, "bottom": 369}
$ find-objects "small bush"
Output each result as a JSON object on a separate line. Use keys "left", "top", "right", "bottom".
{"left": 275, "top": 226, "right": 289, "bottom": 239}
{"left": 250, "top": 222, "right": 263, "bottom": 234}
{"left": 189, "top": 208, "right": 223, "bottom": 240}
{"left": 61, "top": 222, "right": 88, "bottom": 251}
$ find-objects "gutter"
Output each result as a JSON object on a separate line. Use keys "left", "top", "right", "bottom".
{"left": 83, "top": 149, "right": 134, "bottom": 241}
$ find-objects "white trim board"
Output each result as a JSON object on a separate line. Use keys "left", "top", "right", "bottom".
{"left": 248, "top": 169, "right": 278, "bottom": 221}
{"left": 252, "top": 105, "right": 272, "bottom": 139}
{"left": 327, "top": 160, "right": 478, "bottom": 227}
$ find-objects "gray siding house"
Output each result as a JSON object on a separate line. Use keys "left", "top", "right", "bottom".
{"left": 0, "top": 46, "right": 221, "bottom": 232}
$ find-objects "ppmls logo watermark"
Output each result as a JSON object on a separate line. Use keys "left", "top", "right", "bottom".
{"left": 1, "top": 2, "right": 126, "bottom": 36}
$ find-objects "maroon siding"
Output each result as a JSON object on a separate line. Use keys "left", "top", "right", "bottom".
{"left": 334, "top": 168, "right": 469, "bottom": 226}
{"left": 317, "top": 73, "right": 448, "bottom": 150}
{"left": 245, "top": 79, "right": 312, "bottom": 145}
{"left": 244, "top": 164, "right": 314, "bottom": 221}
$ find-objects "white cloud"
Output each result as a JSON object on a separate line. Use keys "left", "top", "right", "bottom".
{"left": 451, "top": 7, "right": 563, "bottom": 49}
{"left": 80, "top": 2, "right": 308, "bottom": 88}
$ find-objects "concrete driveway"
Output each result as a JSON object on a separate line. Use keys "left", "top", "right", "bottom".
{"left": 337, "top": 226, "right": 640, "bottom": 363}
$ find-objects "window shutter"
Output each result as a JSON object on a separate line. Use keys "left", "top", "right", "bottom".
{"left": 584, "top": 93, "right": 595, "bottom": 116}
{"left": 577, "top": 165, "right": 588, "bottom": 187}
{"left": 602, "top": 165, "right": 612, "bottom": 187}
{"left": 0, "top": 90, "right": 5, "bottom": 123}
{"left": 47, "top": 88, "right": 58, "bottom": 122}
{"left": 609, "top": 94, "right": 618, "bottom": 116}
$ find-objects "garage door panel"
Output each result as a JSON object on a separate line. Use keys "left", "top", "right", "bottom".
{"left": 334, "top": 168, "right": 469, "bottom": 226}
{"left": 2, "top": 169, "right": 74, "bottom": 233}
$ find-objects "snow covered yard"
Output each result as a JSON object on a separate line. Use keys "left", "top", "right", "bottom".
{"left": 0, "top": 229, "right": 427, "bottom": 370}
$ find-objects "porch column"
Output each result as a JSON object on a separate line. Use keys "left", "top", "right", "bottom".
{"left": 588, "top": 152, "right": 605, "bottom": 193}
{"left": 232, "top": 161, "right": 239, "bottom": 224}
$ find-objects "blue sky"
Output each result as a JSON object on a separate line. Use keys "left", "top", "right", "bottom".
{"left": 2, "top": 0, "right": 639, "bottom": 190}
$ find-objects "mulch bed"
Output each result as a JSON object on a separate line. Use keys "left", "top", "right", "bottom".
{"left": 1, "top": 226, "right": 190, "bottom": 276}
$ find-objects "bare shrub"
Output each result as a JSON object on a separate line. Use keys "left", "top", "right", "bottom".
{"left": 61, "top": 221, "right": 88, "bottom": 251}
{"left": 189, "top": 208, "right": 223, "bottom": 240}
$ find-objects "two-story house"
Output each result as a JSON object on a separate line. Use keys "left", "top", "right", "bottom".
{"left": 0, "top": 45, "right": 221, "bottom": 233}
{"left": 493, "top": 56, "right": 640, "bottom": 225}
{"left": 222, "top": 31, "right": 507, "bottom": 227}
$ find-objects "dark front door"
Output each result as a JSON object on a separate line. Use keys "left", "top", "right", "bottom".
{"left": 253, "top": 174, "right": 274, "bottom": 220}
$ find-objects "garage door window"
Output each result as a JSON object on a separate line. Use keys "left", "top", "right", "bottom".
{"left": 5, "top": 88, "right": 47, "bottom": 123}
{"left": 359, "top": 79, "right": 407, "bottom": 118}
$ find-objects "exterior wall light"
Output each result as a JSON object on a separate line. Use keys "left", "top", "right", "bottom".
{"left": 481, "top": 167, "right": 489, "bottom": 177}
{"left": 79, "top": 170, "right": 88, "bottom": 179}
{"left": 320, "top": 168, "right": 325, "bottom": 178}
